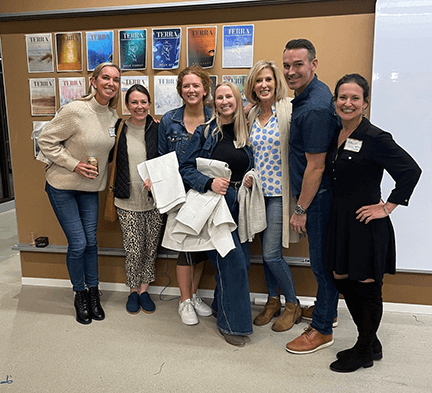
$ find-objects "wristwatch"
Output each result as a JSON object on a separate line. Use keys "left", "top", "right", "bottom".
{"left": 294, "top": 204, "right": 307, "bottom": 215}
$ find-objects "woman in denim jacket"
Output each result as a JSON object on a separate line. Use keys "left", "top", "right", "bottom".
{"left": 180, "top": 82, "right": 254, "bottom": 347}
{"left": 158, "top": 66, "right": 213, "bottom": 326}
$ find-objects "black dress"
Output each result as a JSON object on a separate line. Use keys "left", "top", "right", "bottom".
{"left": 324, "top": 118, "right": 421, "bottom": 282}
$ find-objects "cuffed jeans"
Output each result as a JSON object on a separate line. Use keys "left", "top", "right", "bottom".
{"left": 261, "top": 196, "right": 297, "bottom": 303}
{"left": 306, "top": 188, "right": 339, "bottom": 335}
{"left": 208, "top": 186, "right": 253, "bottom": 336}
{"left": 45, "top": 182, "right": 99, "bottom": 292}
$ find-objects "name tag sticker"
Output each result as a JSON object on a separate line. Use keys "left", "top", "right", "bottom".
{"left": 108, "top": 127, "right": 116, "bottom": 137}
{"left": 345, "top": 138, "right": 363, "bottom": 152}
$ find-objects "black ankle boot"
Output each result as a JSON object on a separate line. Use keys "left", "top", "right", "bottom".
{"left": 74, "top": 290, "right": 92, "bottom": 325}
{"left": 337, "top": 336, "right": 383, "bottom": 361}
{"left": 88, "top": 286, "right": 105, "bottom": 321}
{"left": 330, "top": 348, "right": 374, "bottom": 373}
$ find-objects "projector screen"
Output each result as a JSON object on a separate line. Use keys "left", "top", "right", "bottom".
{"left": 370, "top": 0, "right": 432, "bottom": 272}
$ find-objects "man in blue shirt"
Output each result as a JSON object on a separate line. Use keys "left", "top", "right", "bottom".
{"left": 282, "top": 38, "right": 339, "bottom": 354}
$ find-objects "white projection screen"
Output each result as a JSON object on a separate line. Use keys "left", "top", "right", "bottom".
{"left": 370, "top": 0, "right": 432, "bottom": 272}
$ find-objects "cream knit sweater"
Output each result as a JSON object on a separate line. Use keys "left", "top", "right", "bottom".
{"left": 38, "top": 97, "right": 118, "bottom": 192}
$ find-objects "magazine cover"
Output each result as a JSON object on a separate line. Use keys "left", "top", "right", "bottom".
{"left": 32, "top": 121, "right": 50, "bottom": 158}
{"left": 208, "top": 75, "right": 218, "bottom": 101}
{"left": 222, "top": 75, "right": 248, "bottom": 107}
{"left": 55, "top": 32, "right": 83, "bottom": 72}
{"left": 29, "top": 78, "right": 56, "bottom": 116}
{"left": 119, "top": 29, "right": 147, "bottom": 70}
{"left": 152, "top": 28, "right": 181, "bottom": 70}
{"left": 121, "top": 76, "right": 150, "bottom": 115}
{"left": 153, "top": 76, "right": 182, "bottom": 115}
{"left": 187, "top": 26, "right": 216, "bottom": 69}
{"left": 222, "top": 25, "right": 254, "bottom": 68}
{"left": 25, "top": 33, "right": 54, "bottom": 73}
{"left": 58, "top": 77, "right": 86, "bottom": 107}
{"left": 86, "top": 31, "right": 114, "bottom": 71}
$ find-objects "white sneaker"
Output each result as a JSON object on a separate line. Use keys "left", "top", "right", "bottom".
{"left": 178, "top": 299, "right": 199, "bottom": 325}
{"left": 191, "top": 294, "right": 213, "bottom": 317}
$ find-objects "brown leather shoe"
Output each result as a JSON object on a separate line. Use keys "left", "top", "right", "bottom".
{"left": 301, "top": 305, "right": 338, "bottom": 327}
{"left": 253, "top": 296, "right": 281, "bottom": 326}
{"left": 271, "top": 301, "right": 301, "bottom": 332}
{"left": 286, "top": 326, "right": 334, "bottom": 354}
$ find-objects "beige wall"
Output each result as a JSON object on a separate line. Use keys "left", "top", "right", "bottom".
{"left": 3, "top": 0, "right": 430, "bottom": 305}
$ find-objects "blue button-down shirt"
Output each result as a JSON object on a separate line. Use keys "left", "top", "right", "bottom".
{"left": 289, "top": 75, "right": 339, "bottom": 196}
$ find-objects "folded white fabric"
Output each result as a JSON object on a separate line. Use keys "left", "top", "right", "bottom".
{"left": 162, "top": 158, "right": 237, "bottom": 257}
{"left": 137, "top": 151, "right": 186, "bottom": 214}
{"left": 238, "top": 169, "right": 267, "bottom": 243}
{"left": 196, "top": 157, "right": 231, "bottom": 179}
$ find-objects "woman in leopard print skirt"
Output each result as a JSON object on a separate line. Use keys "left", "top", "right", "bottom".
{"left": 113, "top": 84, "right": 163, "bottom": 314}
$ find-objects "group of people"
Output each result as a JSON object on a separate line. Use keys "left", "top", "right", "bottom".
{"left": 37, "top": 38, "right": 421, "bottom": 373}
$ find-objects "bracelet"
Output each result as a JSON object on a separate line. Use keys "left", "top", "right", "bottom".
{"left": 383, "top": 205, "right": 390, "bottom": 216}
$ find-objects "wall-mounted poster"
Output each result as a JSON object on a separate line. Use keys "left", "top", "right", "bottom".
{"left": 55, "top": 32, "right": 83, "bottom": 72}
{"left": 152, "top": 28, "right": 181, "bottom": 70}
{"left": 154, "top": 76, "right": 182, "bottom": 115}
{"left": 29, "top": 78, "right": 56, "bottom": 116}
{"left": 187, "top": 26, "right": 217, "bottom": 69}
{"left": 121, "top": 76, "right": 150, "bottom": 115}
{"left": 86, "top": 30, "right": 114, "bottom": 71}
{"left": 25, "top": 33, "right": 54, "bottom": 73}
{"left": 119, "top": 29, "right": 147, "bottom": 70}
{"left": 31, "top": 121, "right": 50, "bottom": 158}
{"left": 222, "top": 25, "right": 254, "bottom": 68}
{"left": 222, "top": 75, "right": 248, "bottom": 107}
{"left": 208, "top": 75, "right": 218, "bottom": 101}
{"left": 58, "top": 77, "right": 86, "bottom": 107}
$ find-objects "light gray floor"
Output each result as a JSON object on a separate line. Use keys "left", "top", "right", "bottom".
{"left": 1, "top": 208, "right": 431, "bottom": 392}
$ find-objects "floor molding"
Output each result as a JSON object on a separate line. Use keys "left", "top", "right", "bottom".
{"left": 21, "top": 277, "right": 432, "bottom": 315}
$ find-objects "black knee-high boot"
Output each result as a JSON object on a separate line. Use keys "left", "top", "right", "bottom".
{"left": 333, "top": 279, "right": 382, "bottom": 361}
{"left": 330, "top": 281, "right": 383, "bottom": 372}
{"left": 355, "top": 281, "right": 383, "bottom": 357}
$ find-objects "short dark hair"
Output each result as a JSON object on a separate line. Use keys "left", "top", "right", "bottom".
{"left": 334, "top": 73, "right": 370, "bottom": 103}
{"left": 125, "top": 84, "right": 151, "bottom": 104}
{"left": 284, "top": 39, "right": 316, "bottom": 62}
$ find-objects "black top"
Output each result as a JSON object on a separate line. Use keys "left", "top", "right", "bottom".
{"left": 324, "top": 117, "right": 421, "bottom": 282}
{"left": 210, "top": 122, "right": 249, "bottom": 182}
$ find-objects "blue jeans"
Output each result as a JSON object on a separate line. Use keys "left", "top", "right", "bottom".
{"left": 261, "top": 197, "right": 297, "bottom": 303}
{"left": 208, "top": 186, "right": 253, "bottom": 336}
{"left": 45, "top": 182, "right": 99, "bottom": 292}
{"left": 306, "top": 188, "right": 339, "bottom": 335}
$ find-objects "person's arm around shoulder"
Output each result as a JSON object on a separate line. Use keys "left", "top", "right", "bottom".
{"left": 290, "top": 152, "right": 327, "bottom": 233}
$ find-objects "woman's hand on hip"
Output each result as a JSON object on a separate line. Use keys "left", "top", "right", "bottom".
{"left": 356, "top": 201, "right": 388, "bottom": 224}
{"left": 211, "top": 177, "right": 230, "bottom": 195}
{"left": 74, "top": 162, "right": 98, "bottom": 179}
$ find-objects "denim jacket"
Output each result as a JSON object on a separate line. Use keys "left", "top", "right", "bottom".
{"left": 158, "top": 105, "right": 213, "bottom": 163}
{"left": 180, "top": 119, "right": 254, "bottom": 193}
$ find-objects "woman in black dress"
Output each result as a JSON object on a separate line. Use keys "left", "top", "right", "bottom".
{"left": 325, "top": 74, "right": 421, "bottom": 372}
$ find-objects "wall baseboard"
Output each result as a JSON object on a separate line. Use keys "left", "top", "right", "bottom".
{"left": 21, "top": 277, "right": 432, "bottom": 315}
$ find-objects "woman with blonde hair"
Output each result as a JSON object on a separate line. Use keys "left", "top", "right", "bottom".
{"left": 180, "top": 82, "right": 254, "bottom": 347}
{"left": 244, "top": 60, "right": 301, "bottom": 332}
{"left": 38, "top": 62, "right": 120, "bottom": 324}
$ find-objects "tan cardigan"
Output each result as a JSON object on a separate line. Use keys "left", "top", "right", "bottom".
{"left": 248, "top": 97, "right": 301, "bottom": 248}
{"left": 38, "top": 98, "right": 118, "bottom": 192}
